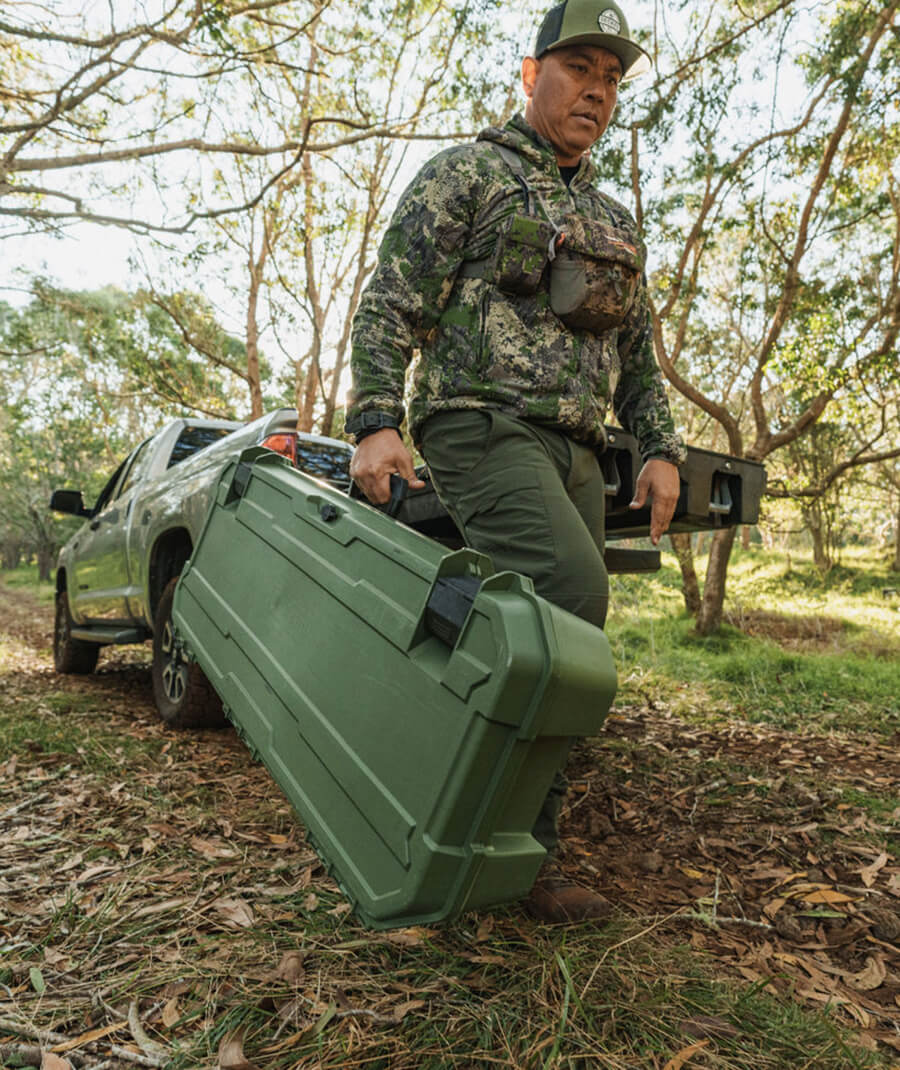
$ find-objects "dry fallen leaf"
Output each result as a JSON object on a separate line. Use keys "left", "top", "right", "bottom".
{"left": 276, "top": 950, "right": 306, "bottom": 984}
{"left": 191, "top": 836, "right": 237, "bottom": 860}
{"left": 476, "top": 916, "right": 495, "bottom": 941}
{"left": 302, "top": 892, "right": 318, "bottom": 912}
{"left": 762, "top": 896, "right": 787, "bottom": 920}
{"left": 41, "top": 1054, "right": 72, "bottom": 1070}
{"left": 843, "top": 955, "right": 887, "bottom": 992}
{"left": 51, "top": 1021, "right": 128, "bottom": 1052}
{"left": 384, "top": 927, "right": 432, "bottom": 947}
{"left": 663, "top": 1039, "right": 710, "bottom": 1070}
{"left": 800, "top": 889, "right": 857, "bottom": 905}
{"left": 392, "top": 998, "right": 426, "bottom": 1022}
{"left": 75, "top": 863, "right": 113, "bottom": 884}
{"left": 218, "top": 1028, "right": 261, "bottom": 1070}
{"left": 859, "top": 852, "right": 888, "bottom": 888}
{"left": 162, "top": 997, "right": 181, "bottom": 1028}
{"left": 214, "top": 897, "right": 256, "bottom": 928}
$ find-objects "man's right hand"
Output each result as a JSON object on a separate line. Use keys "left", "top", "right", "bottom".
{"left": 349, "top": 428, "right": 426, "bottom": 505}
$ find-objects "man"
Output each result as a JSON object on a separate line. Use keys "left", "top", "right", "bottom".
{"left": 346, "top": 0, "right": 686, "bottom": 921}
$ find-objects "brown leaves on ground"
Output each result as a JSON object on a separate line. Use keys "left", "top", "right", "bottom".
{"left": 724, "top": 607, "right": 848, "bottom": 651}
{"left": 218, "top": 1028, "right": 261, "bottom": 1070}
{"left": 558, "top": 707, "right": 900, "bottom": 1051}
{"left": 1, "top": 578, "right": 898, "bottom": 1065}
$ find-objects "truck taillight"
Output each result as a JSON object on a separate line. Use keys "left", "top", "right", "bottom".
{"left": 261, "top": 433, "right": 297, "bottom": 465}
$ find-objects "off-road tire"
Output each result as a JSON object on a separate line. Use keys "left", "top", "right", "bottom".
{"left": 54, "top": 590, "right": 100, "bottom": 674}
{"left": 151, "top": 577, "right": 225, "bottom": 729}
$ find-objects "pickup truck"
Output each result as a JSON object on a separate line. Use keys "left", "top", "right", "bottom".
{"left": 49, "top": 409, "right": 354, "bottom": 729}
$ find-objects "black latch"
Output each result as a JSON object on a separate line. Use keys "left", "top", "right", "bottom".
{"left": 425, "top": 575, "right": 482, "bottom": 647}
{"left": 226, "top": 462, "right": 253, "bottom": 504}
{"left": 386, "top": 473, "right": 409, "bottom": 518}
{"left": 709, "top": 473, "right": 734, "bottom": 516}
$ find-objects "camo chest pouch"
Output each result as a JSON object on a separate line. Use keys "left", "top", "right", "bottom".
{"left": 492, "top": 214, "right": 558, "bottom": 295}
{"left": 549, "top": 215, "right": 643, "bottom": 332}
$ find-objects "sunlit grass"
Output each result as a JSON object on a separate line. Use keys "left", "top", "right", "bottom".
{"left": 606, "top": 545, "right": 899, "bottom": 735}
{"left": 1, "top": 563, "right": 56, "bottom": 602}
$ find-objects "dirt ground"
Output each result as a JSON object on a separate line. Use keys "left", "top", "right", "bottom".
{"left": 2, "top": 581, "right": 899, "bottom": 1066}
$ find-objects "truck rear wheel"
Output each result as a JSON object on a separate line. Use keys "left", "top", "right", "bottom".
{"left": 152, "top": 578, "right": 226, "bottom": 729}
{"left": 54, "top": 591, "right": 100, "bottom": 674}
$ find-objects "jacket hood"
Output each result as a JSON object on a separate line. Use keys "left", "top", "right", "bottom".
{"left": 476, "top": 113, "right": 597, "bottom": 183}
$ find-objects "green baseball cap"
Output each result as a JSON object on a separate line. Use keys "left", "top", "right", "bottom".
{"left": 534, "top": 0, "right": 652, "bottom": 82}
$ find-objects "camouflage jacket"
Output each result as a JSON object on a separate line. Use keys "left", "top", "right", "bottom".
{"left": 346, "top": 114, "right": 686, "bottom": 464}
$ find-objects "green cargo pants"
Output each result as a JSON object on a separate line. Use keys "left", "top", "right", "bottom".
{"left": 419, "top": 408, "right": 610, "bottom": 852}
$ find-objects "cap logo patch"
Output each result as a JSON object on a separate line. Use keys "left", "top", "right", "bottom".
{"left": 597, "top": 9, "right": 621, "bottom": 34}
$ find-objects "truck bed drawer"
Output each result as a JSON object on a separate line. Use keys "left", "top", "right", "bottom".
{"left": 349, "top": 428, "right": 767, "bottom": 550}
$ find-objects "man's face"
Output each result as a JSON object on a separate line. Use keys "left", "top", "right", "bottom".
{"left": 522, "top": 45, "right": 622, "bottom": 166}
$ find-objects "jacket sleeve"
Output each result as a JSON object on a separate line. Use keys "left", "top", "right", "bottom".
{"left": 346, "top": 148, "right": 480, "bottom": 433}
{"left": 613, "top": 270, "right": 687, "bottom": 465}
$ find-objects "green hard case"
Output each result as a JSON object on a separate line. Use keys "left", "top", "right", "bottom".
{"left": 173, "top": 449, "right": 617, "bottom": 929}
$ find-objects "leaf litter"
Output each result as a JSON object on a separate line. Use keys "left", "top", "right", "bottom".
{"left": 1, "top": 579, "right": 897, "bottom": 1068}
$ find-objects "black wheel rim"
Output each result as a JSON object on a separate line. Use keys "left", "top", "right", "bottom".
{"left": 160, "top": 617, "right": 187, "bottom": 704}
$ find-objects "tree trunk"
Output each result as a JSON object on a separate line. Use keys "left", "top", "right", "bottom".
{"left": 810, "top": 522, "right": 830, "bottom": 572}
{"left": 669, "top": 532, "right": 701, "bottom": 616}
{"left": 1, "top": 543, "right": 22, "bottom": 570}
{"left": 695, "top": 526, "right": 737, "bottom": 635}
{"left": 298, "top": 144, "right": 324, "bottom": 433}
{"left": 244, "top": 237, "right": 267, "bottom": 421}
{"left": 36, "top": 545, "right": 55, "bottom": 582}
{"left": 298, "top": 356, "right": 320, "bottom": 432}
{"left": 893, "top": 499, "right": 900, "bottom": 573}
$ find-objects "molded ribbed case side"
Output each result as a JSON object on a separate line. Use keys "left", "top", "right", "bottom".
{"left": 174, "top": 450, "right": 617, "bottom": 927}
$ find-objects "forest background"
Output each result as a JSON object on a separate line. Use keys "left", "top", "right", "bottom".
{"left": 1, "top": 0, "right": 899, "bottom": 633}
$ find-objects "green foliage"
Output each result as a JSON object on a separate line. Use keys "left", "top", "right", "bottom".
{"left": 608, "top": 547, "right": 899, "bottom": 735}
{"left": 0, "top": 283, "right": 249, "bottom": 572}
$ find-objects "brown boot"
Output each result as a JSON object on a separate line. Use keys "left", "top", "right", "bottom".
{"left": 525, "top": 878, "right": 613, "bottom": 924}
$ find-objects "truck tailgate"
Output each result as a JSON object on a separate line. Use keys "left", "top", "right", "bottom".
{"left": 173, "top": 448, "right": 617, "bottom": 929}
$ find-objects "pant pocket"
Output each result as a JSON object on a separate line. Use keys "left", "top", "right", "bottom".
{"left": 420, "top": 409, "right": 494, "bottom": 476}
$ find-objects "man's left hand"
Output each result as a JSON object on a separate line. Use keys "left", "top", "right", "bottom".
{"left": 629, "top": 459, "right": 681, "bottom": 545}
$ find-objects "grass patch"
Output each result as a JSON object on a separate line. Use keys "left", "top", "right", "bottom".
{"left": 138, "top": 921, "right": 889, "bottom": 1070}
{"left": 607, "top": 547, "right": 899, "bottom": 736}
{"left": 1, "top": 563, "right": 55, "bottom": 603}
{"left": 0, "top": 693, "right": 161, "bottom": 775}
{"left": 835, "top": 787, "right": 899, "bottom": 824}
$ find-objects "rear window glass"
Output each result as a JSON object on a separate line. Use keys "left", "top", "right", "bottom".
{"left": 296, "top": 441, "right": 352, "bottom": 484}
{"left": 167, "top": 426, "right": 234, "bottom": 468}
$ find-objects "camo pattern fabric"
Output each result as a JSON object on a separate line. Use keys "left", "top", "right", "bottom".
{"left": 347, "top": 113, "right": 686, "bottom": 464}
{"left": 549, "top": 215, "right": 642, "bottom": 332}
{"left": 494, "top": 215, "right": 557, "bottom": 294}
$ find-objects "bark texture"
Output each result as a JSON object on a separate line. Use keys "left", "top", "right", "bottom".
{"left": 669, "top": 532, "right": 701, "bottom": 616}
{"left": 696, "top": 527, "right": 738, "bottom": 635}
